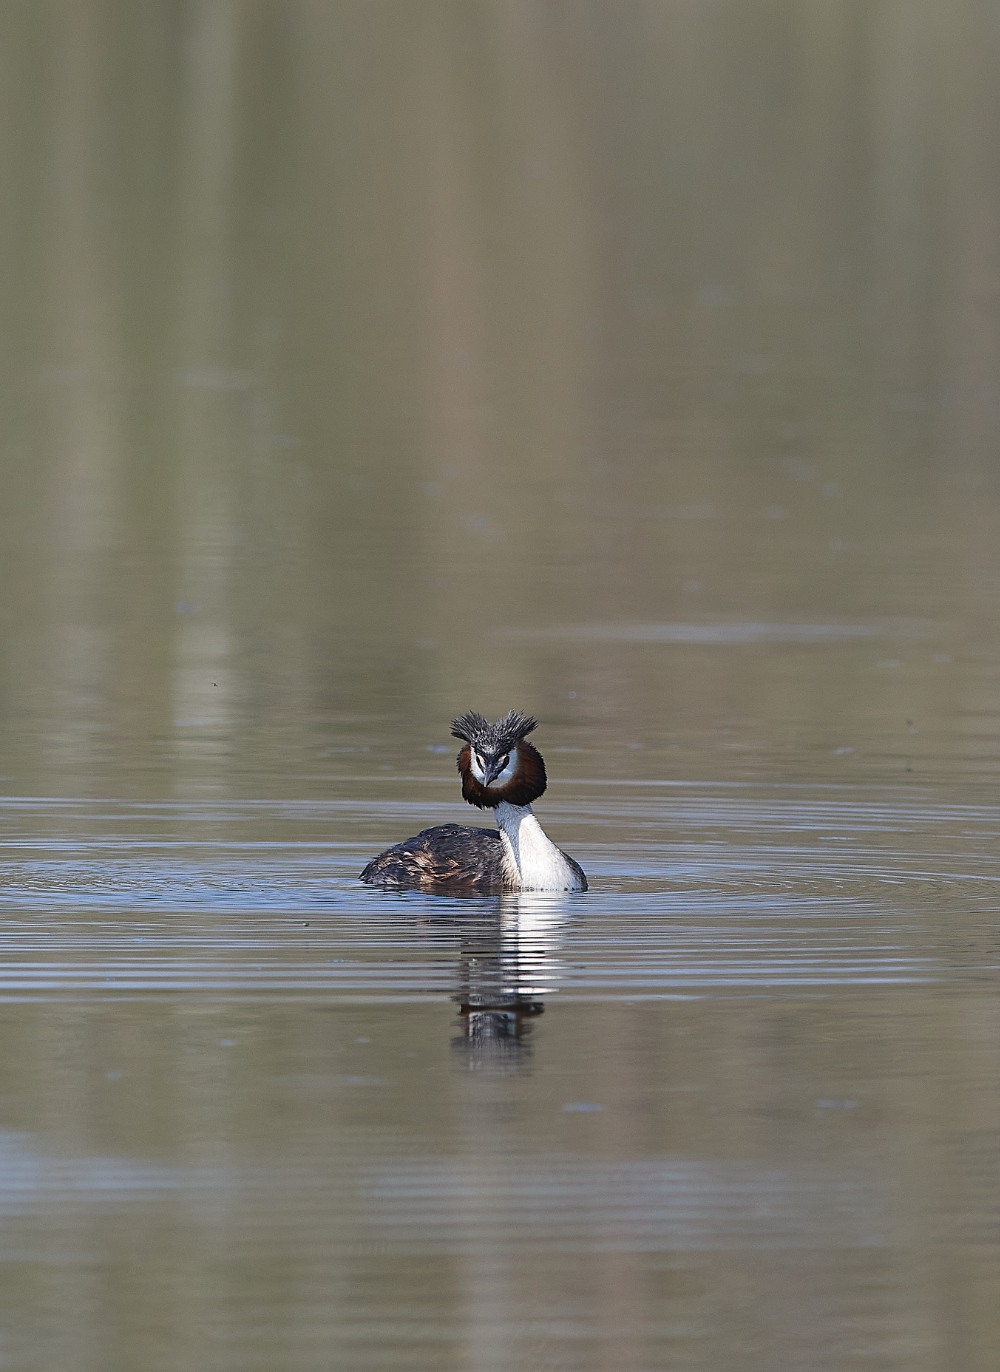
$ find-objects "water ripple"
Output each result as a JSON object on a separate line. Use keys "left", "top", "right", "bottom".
{"left": 0, "top": 791, "right": 993, "bottom": 999}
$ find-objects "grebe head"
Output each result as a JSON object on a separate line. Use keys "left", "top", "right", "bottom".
{"left": 450, "top": 710, "right": 547, "bottom": 809}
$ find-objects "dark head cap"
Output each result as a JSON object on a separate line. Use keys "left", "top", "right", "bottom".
{"left": 450, "top": 710, "right": 538, "bottom": 753}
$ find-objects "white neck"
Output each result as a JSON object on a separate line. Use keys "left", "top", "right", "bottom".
{"left": 494, "top": 802, "right": 584, "bottom": 892}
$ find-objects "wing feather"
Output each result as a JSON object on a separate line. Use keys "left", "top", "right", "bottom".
{"left": 360, "top": 824, "right": 509, "bottom": 891}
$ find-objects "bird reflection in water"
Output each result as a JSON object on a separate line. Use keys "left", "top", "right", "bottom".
{"left": 452, "top": 891, "right": 571, "bottom": 1071}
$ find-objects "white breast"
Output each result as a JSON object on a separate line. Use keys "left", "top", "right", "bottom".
{"left": 494, "top": 802, "right": 585, "bottom": 892}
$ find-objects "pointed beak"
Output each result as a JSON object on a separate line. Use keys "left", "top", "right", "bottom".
{"left": 482, "top": 759, "right": 503, "bottom": 788}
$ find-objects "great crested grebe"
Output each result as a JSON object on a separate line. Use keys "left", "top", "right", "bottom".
{"left": 360, "top": 710, "right": 587, "bottom": 893}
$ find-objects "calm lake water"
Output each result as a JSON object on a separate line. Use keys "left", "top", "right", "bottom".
{"left": 1, "top": 2, "right": 1000, "bottom": 1368}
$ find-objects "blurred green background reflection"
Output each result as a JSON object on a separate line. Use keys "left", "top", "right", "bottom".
{"left": 2, "top": 0, "right": 999, "bottom": 795}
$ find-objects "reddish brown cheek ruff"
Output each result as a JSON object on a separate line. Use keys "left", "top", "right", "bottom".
{"left": 456, "top": 742, "right": 547, "bottom": 809}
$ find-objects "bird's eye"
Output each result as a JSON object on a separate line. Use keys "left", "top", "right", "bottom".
{"left": 474, "top": 752, "right": 484, "bottom": 770}
{"left": 500, "top": 755, "right": 509, "bottom": 769}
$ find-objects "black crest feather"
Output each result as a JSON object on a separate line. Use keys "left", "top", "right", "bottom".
{"left": 450, "top": 710, "right": 538, "bottom": 753}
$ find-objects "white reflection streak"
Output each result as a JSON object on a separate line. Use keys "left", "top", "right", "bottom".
{"left": 497, "top": 891, "right": 571, "bottom": 999}
{"left": 505, "top": 620, "right": 939, "bottom": 644}
{"left": 171, "top": 3, "right": 242, "bottom": 791}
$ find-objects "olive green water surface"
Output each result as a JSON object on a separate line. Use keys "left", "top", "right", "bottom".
{"left": 1, "top": 4, "right": 1000, "bottom": 1369}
